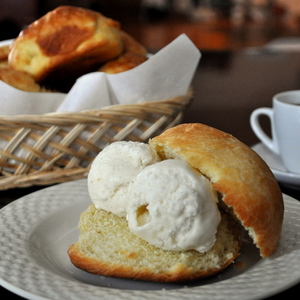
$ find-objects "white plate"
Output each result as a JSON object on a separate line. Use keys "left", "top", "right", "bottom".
{"left": 252, "top": 143, "right": 300, "bottom": 186}
{"left": 0, "top": 179, "right": 300, "bottom": 300}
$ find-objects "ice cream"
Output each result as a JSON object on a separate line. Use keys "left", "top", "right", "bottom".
{"left": 126, "top": 159, "right": 221, "bottom": 253}
{"left": 88, "top": 141, "right": 160, "bottom": 217}
{"left": 88, "top": 141, "right": 221, "bottom": 253}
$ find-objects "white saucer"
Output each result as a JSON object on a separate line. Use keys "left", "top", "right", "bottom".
{"left": 252, "top": 143, "right": 300, "bottom": 186}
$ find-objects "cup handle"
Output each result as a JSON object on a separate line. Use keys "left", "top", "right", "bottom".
{"left": 250, "top": 108, "right": 280, "bottom": 154}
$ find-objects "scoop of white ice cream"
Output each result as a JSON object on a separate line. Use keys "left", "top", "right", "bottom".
{"left": 126, "top": 159, "right": 221, "bottom": 253}
{"left": 88, "top": 141, "right": 160, "bottom": 217}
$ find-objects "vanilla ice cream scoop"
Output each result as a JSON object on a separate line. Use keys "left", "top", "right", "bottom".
{"left": 88, "top": 141, "right": 160, "bottom": 217}
{"left": 126, "top": 159, "right": 221, "bottom": 253}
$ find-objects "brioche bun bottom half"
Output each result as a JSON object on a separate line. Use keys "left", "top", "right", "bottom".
{"left": 68, "top": 204, "right": 241, "bottom": 282}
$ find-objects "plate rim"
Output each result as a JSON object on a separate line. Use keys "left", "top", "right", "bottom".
{"left": 0, "top": 179, "right": 300, "bottom": 300}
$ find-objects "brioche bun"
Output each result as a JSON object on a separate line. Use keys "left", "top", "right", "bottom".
{"left": 3, "top": 6, "right": 147, "bottom": 92}
{"left": 0, "top": 67, "right": 47, "bottom": 92}
{"left": 8, "top": 6, "right": 123, "bottom": 83}
{"left": 98, "top": 30, "right": 148, "bottom": 74}
{"left": 150, "top": 123, "right": 283, "bottom": 258}
{"left": 68, "top": 123, "right": 283, "bottom": 282}
{"left": 68, "top": 205, "right": 240, "bottom": 282}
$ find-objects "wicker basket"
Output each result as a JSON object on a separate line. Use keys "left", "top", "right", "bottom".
{"left": 0, "top": 91, "right": 192, "bottom": 190}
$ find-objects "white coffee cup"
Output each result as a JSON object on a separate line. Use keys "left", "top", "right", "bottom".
{"left": 250, "top": 90, "right": 300, "bottom": 174}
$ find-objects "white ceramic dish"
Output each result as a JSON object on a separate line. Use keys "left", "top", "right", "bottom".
{"left": 0, "top": 179, "right": 300, "bottom": 300}
{"left": 252, "top": 143, "right": 300, "bottom": 186}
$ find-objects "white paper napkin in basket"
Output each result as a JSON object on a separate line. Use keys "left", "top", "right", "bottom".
{"left": 0, "top": 34, "right": 201, "bottom": 116}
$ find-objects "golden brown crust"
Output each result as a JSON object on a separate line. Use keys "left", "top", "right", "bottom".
{"left": 68, "top": 243, "right": 235, "bottom": 282}
{"left": 150, "top": 123, "right": 284, "bottom": 258}
{"left": 68, "top": 206, "right": 240, "bottom": 282}
{"left": 119, "top": 31, "right": 147, "bottom": 56}
{"left": 99, "top": 31, "right": 147, "bottom": 74}
{"left": 8, "top": 6, "right": 123, "bottom": 82}
{"left": 0, "top": 67, "right": 45, "bottom": 92}
{"left": 0, "top": 45, "right": 9, "bottom": 61}
{"left": 0, "top": 45, "right": 9, "bottom": 68}
{"left": 99, "top": 52, "right": 147, "bottom": 74}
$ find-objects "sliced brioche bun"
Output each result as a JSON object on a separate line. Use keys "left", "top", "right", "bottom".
{"left": 150, "top": 123, "right": 284, "bottom": 258}
{"left": 68, "top": 123, "right": 284, "bottom": 282}
{"left": 68, "top": 205, "right": 240, "bottom": 282}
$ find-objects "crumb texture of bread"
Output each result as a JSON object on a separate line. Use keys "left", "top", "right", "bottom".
{"left": 149, "top": 123, "right": 284, "bottom": 258}
{"left": 68, "top": 204, "right": 240, "bottom": 282}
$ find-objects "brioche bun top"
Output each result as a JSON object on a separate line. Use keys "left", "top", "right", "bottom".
{"left": 150, "top": 123, "right": 284, "bottom": 258}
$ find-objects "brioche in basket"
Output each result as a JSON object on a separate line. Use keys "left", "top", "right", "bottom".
{"left": 0, "top": 6, "right": 148, "bottom": 92}
{"left": 68, "top": 123, "right": 284, "bottom": 282}
{"left": 9, "top": 6, "right": 123, "bottom": 83}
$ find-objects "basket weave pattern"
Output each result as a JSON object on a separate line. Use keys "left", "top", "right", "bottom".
{"left": 0, "top": 93, "right": 192, "bottom": 190}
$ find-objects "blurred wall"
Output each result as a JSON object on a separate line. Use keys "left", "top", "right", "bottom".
{"left": 0, "top": 0, "right": 38, "bottom": 27}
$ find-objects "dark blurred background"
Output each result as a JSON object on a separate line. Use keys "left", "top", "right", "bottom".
{"left": 0, "top": 0, "right": 300, "bottom": 53}
{"left": 1, "top": 5, "right": 300, "bottom": 299}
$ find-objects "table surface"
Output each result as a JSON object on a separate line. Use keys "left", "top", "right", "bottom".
{"left": 1, "top": 48, "right": 300, "bottom": 299}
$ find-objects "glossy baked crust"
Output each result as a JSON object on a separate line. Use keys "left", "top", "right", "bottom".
{"left": 0, "top": 67, "right": 46, "bottom": 92}
{"left": 98, "top": 52, "right": 147, "bottom": 74}
{"left": 0, "top": 45, "right": 9, "bottom": 67}
{"left": 8, "top": 6, "right": 123, "bottom": 82}
{"left": 150, "top": 123, "right": 284, "bottom": 258}
{"left": 98, "top": 31, "right": 147, "bottom": 74}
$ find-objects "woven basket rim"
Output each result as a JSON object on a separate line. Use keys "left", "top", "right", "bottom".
{"left": 0, "top": 90, "right": 192, "bottom": 121}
